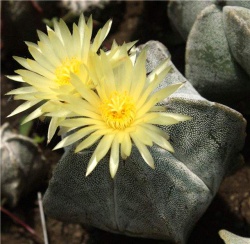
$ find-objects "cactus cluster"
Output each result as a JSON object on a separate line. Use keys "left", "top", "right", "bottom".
{"left": 3, "top": 3, "right": 249, "bottom": 243}
{"left": 168, "top": 1, "right": 250, "bottom": 109}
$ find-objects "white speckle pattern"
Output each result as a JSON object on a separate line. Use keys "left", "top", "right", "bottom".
{"left": 43, "top": 41, "right": 246, "bottom": 244}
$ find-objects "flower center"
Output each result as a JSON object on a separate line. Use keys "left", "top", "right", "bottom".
{"left": 101, "top": 91, "right": 136, "bottom": 130}
{"left": 54, "top": 58, "right": 81, "bottom": 85}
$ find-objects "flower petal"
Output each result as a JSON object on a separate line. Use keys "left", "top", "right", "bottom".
{"left": 86, "top": 134, "right": 115, "bottom": 176}
{"left": 91, "top": 19, "right": 112, "bottom": 52}
{"left": 121, "top": 132, "right": 132, "bottom": 158}
{"left": 109, "top": 135, "right": 120, "bottom": 178}
{"left": 130, "top": 133, "right": 155, "bottom": 169}
{"left": 7, "top": 100, "right": 40, "bottom": 117}
{"left": 54, "top": 125, "right": 99, "bottom": 150}
{"left": 47, "top": 117, "right": 63, "bottom": 143}
{"left": 6, "top": 86, "right": 36, "bottom": 95}
{"left": 6, "top": 75, "right": 24, "bottom": 82}
{"left": 75, "top": 132, "right": 102, "bottom": 153}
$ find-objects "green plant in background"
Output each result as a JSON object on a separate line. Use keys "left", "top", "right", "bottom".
{"left": 168, "top": 1, "right": 250, "bottom": 110}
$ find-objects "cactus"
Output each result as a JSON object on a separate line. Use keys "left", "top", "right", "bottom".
{"left": 43, "top": 41, "right": 246, "bottom": 244}
{"left": 168, "top": 1, "right": 250, "bottom": 109}
{"left": 1, "top": 123, "right": 48, "bottom": 207}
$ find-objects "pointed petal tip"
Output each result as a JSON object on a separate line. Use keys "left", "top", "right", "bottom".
{"left": 110, "top": 171, "right": 116, "bottom": 179}
{"left": 85, "top": 166, "right": 93, "bottom": 177}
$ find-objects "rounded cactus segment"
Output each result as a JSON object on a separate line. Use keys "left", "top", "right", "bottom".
{"left": 226, "top": 1, "right": 250, "bottom": 9}
{"left": 185, "top": 4, "right": 250, "bottom": 103}
{"left": 223, "top": 6, "right": 250, "bottom": 77}
{"left": 168, "top": 0, "right": 216, "bottom": 40}
{"left": 1, "top": 123, "right": 49, "bottom": 207}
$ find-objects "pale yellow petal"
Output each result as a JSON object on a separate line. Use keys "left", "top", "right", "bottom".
{"left": 163, "top": 113, "right": 192, "bottom": 122}
{"left": 141, "top": 123, "right": 170, "bottom": 140}
{"left": 37, "top": 42, "right": 61, "bottom": 67}
{"left": 86, "top": 15, "right": 93, "bottom": 36}
{"left": 13, "top": 56, "right": 31, "bottom": 70}
{"left": 25, "top": 41, "right": 38, "bottom": 49}
{"left": 21, "top": 105, "right": 44, "bottom": 124}
{"left": 54, "top": 125, "right": 98, "bottom": 150}
{"left": 85, "top": 155, "right": 98, "bottom": 177}
{"left": 144, "top": 127, "right": 174, "bottom": 152}
{"left": 136, "top": 83, "right": 182, "bottom": 117}
{"left": 109, "top": 136, "right": 120, "bottom": 178}
{"left": 15, "top": 70, "right": 54, "bottom": 90}
{"left": 27, "top": 59, "right": 55, "bottom": 80}
{"left": 91, "top": 19, "right": 112, "bottom": 52}
{"left": 57, "top": 94, "right": 100, "bottom": 117}
{"left": 147, "top": 113, "right": 181, "bottom": 126}
{"left": 113, "top": 56, "right": 133, "bottom": 92}
{"left": 149, "top": 105, "right": 166, "bottom": 112}
{"left": 7, "top": 100, "right": 40, "bottom": 117}
{"left": 133, "top": 127, "right": 153, "bottom": 146}
{"left": 47, "top": 117, "right": 63, "bottom": 143}
{"left": 37, "top": 30, "right": 49, "bottom": 43}
{"left": 58, "top": 19, "right": 72, "bottom": 53}
{"left": 130, "top": 49, "right": 147, "bottom": 100}
{"left": 95, "top": 134, "right": 115, "bottom": 161}
{"left": 147, "top": 58, "right": 170, "bottom": 83}
{"left": 47, "top": 29, "right": 68, "bottom": 61}
{"left": 133, "top": 112, "right": 158, "bottom": 126}
{"left": 86, "top": 134, "right": 115, "bottom": 176}
{"left": 6, "top": 86, "right": 36, "bottom": 95}
{"left": 51, "top": 21, "right": 64, "bottom": 44}
{"left": 77, "top": 14, "right": 85, "bottom": 42}
{"left": 46, "top": 110, "right": 71, "bottom": 118}
{"left": 70, "top": 72, "right": 101, "bottom": 107}
{"left": 6, "top": 75, "right": 24, "bottom": 82}
{"left": 28, "top": 45, "right": 55, "bottom": 72}
{"left": 60, "top": 117, "right": 104, "bottom": 128}
{"left": 81, "top": 20, "right": 92, "bottom": 62}
{"left": 121, "top": 132, "right": 132, "bottom": 158}
{"left": 130, "top": 133, "right": 155, "bottom": 169}
{"left": 75, "top": 132, "right": 103, "bottom": 153}
{"left": 72, "top": 23, "right": 81, "bottom": 58}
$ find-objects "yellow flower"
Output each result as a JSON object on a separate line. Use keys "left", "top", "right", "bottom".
{"left": 6, "top": 15, "right": 135, "bottom": 142}
{"left": 53, "top": 50, "right": 191, "bottom": 178}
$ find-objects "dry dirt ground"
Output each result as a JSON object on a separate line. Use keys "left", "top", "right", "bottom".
{"left": 1, "top": 1, "right": 250, "bottom": 244}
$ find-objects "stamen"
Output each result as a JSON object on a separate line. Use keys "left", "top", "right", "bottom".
{"left": 101, "top": 91, "right": 136, "bottom": 129}
{"left": 54, "top": 58, "right": 81, "bottom": 85}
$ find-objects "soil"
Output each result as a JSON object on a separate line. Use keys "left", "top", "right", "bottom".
{"left": 1, "top": 1, "right": 250, "bottom": 244}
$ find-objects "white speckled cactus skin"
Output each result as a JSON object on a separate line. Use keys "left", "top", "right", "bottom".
{"left": 168, "top": 1, "right": 250, "bottom": 106}
{"left": 43, "top": 41, "right": 246, "bottom": 244}
{"left": 1, "top": 123, "right": 48, "bottom": 207}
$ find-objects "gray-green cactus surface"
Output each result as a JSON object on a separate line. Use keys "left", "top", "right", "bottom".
{"left": 167, "top": 0, "right": 216, "bottom": 40}
{"left": 43, "top": 41, "right": 246, "bottom": 244}
{"left": 223, "top": 6, "right": 250, "bottom": 77}
{"left": 186, "top": 4, "right": 250, "bottom": 103}
{"left": 168, "top": 1, "right": 250, "bottom": 107}
{"left": 1, "top": 123, "right": 48, "bottom": 207}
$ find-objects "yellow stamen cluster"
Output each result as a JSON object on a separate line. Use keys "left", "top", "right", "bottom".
{"left": 101, "top": 91, "right": 136, "bottom": 129}
{"left": 55, "top": 58, "right": 81, "bottom": 85}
